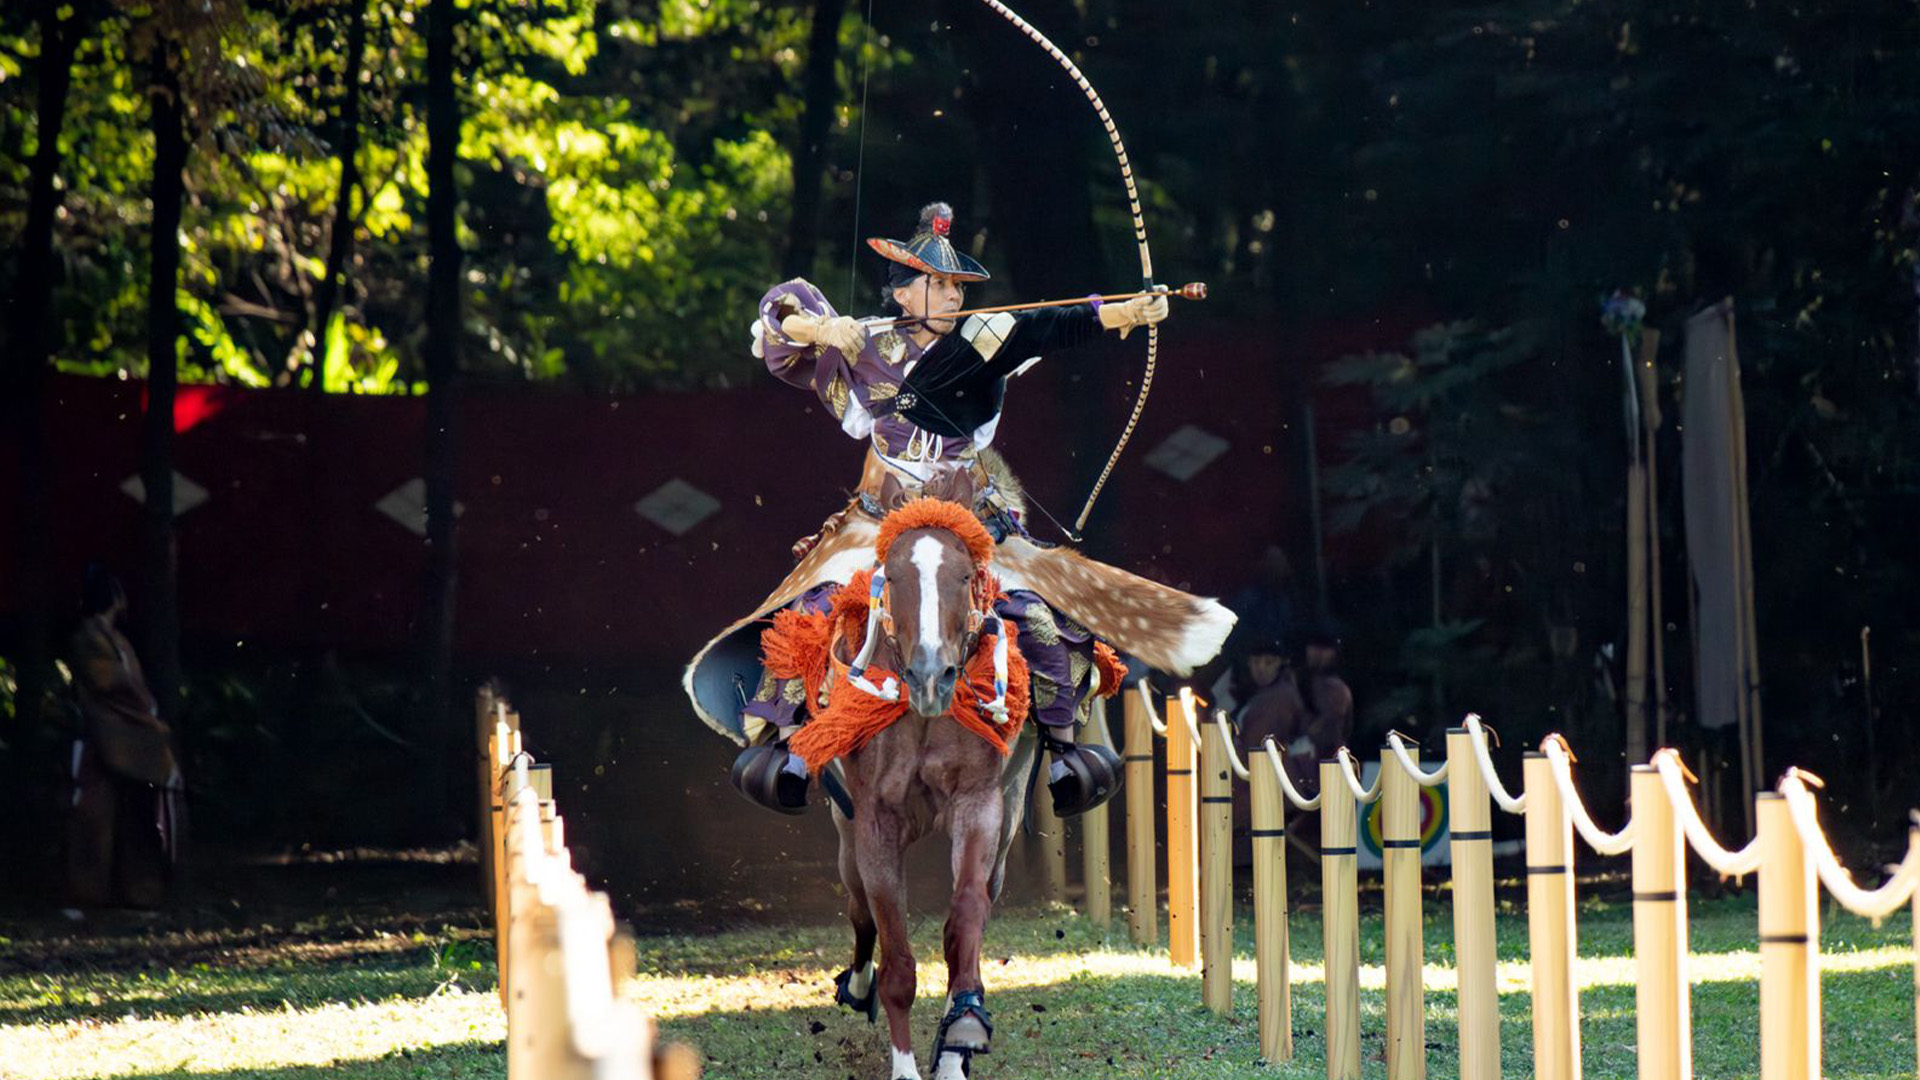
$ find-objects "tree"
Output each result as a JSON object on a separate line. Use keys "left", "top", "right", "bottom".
{"left": 418, "top": 0, "right": 461, "bottom": 827}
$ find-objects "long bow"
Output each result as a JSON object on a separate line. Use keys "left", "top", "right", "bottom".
{"left": 972, "top": 0, "right": 1158, "bottom": 534}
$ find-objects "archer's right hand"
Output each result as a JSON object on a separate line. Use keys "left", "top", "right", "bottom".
{"left": 781, "top": 313, "right": 869, "bottom": 357}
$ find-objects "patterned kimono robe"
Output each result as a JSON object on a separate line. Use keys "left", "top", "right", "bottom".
{"left": 682, "top": 278, "right": 1236, "bottom": 746}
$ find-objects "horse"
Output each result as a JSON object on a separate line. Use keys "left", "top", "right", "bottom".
{"left": 814, "top": 468, "right": 1035, "bottom": 1080}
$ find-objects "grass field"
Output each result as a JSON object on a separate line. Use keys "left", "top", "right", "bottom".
{"left": 1, "top": 891, "right": 1913, "bottom": 1079}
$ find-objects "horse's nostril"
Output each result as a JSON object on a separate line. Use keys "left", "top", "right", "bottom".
{"left": 936, "top": 666, "right": 959, "bottom": 696}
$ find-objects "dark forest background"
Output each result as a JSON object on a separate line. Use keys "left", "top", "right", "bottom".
{"left": 4, "top": 0, "right": 1918, "bottom": 880}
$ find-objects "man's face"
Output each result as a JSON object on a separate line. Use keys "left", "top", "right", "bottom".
{"left": 1305, "top": 643, "right": 1336, "bottom": 670}
{"left": 894, "top": 273, "right": 966, "bottom": 335}
{"left": 1247, "top": 653, "right": 1284, "bottom": 688}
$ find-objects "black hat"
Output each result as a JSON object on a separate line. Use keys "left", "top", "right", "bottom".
{"left": 867, "top": 202, "right": 990, "bottom": 283}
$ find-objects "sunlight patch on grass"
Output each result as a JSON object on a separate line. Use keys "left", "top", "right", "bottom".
{"left": 0, "top": 987, "right": 504, "bottom": 1080}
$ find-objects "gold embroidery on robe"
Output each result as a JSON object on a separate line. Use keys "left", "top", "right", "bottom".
{"left": 825, "top": 373, "right": 851, "bottom": 420}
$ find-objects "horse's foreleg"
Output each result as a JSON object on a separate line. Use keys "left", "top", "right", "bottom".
{"left": 935, "top": 787, "right": 1003, "bottom": 1075}
{"left": 832, "top": 801, "right": 878, "bottom": 1019}
{"left": 855, "top": 805, "right": 919, "bottom": 1076}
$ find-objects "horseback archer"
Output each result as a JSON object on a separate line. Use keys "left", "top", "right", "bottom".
{"left": 684, "top": 201, "right": 1236, "bottom": 819}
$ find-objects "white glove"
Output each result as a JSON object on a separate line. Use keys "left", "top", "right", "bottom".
{"left": 1098, "top": 293, "right": 1171, "bottom": 340}
{"left": 780, "top": 313, "right": 869, "bottom": 356}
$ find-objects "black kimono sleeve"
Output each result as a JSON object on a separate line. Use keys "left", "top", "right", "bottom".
{"left": 981, "top": 304, "right": 1102, "bottom": 377}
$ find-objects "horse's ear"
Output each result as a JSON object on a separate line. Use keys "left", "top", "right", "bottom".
{"left": 926, "top": 466, "right": 975, "bottom": 508}
{"left": 878, "top": 471, "right": 909, "bottom": 512}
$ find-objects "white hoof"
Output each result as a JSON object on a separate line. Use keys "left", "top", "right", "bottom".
{"left": 891, "top": 1046, "right": 922, "bottom": 1080}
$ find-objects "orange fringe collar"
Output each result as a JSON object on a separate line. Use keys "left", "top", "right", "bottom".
{"left": 764, "top": 568, "right": 1030, "bottom": 774}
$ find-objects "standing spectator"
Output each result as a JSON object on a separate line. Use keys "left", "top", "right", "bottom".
{"left": 65, "top": 566, "right": 184, "bottom": 909}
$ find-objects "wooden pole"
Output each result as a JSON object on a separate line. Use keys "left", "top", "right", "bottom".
{"left": 1252, "top": 750, "right": 1292, "bottom": 1062}
{"left": 1199, "top": 716, "right": 1234, "bottom": 1015}
{"left": 1123, "top": 689, "right": 1159, "bottom": 946}
{"left": 1911, "top": 826, "right": 1918, "bottom": 1080}
{"left": 1757, "top": 792, "right": 1818, "bottom": 1080}
{"left": 491, "top": 727, "right": 519, "bottom": 1008}
{"left": 1626, "top": 449, "right": 1651, "bottom": 765}
{"left": 1080, "top": 697, "right": 1114, "bottom": 928}
{"left": 1166, "top": 688, "right": 1201, "bottom": 969}
{"left": 1446, "top": 729, "right": 1500, "bottom": 1080}
{"left": 1035, "top": 777, "right": 1070, "bottom": 905}
{"left": 1637, "top": 332, "right": 1669, "bottom": 748}
{"left": 1321, "top": 758, "right": 1362, "bottom": 1080}
{"left": 1381, "top": 747, "right": 1426, "bottom": 1080}
{"left": 476, "top": 686, "right": 498, "bottom": 903}
{"left": 1630, "top": 764, "right": 1690, "bottom": 1080}
{"left": 1523, "top": 753, "right": 1581, "bottom": 1080}
{"left": 1726, "top": 308, "right": 1764, "bottom": 813}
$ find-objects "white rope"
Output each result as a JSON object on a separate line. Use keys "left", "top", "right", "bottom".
{"left": 1385, "top": 731, "right": 1450, "bottom": 787}
{"left": 1336, "top": 747, "right": 1384, "bottom": 804}
{"left": 1180, "top": 696, "right": 1207, "bottom": 754}
{"left": 1542, "top": 737, "right": 1635, "bottom": 856}
{"left": 1779, "top": 773, "right": 1920, "bottom": 921}
{"left": 1261, "top": 736, "right": 1322, "bottom": 811}
{"left": 1210, "top": 711, "right": 1251, "bottom": 781}
{"left": 1653, "top": 749, "right": 1761, "bottom": 877}
{"left": 1462, "top": 713, "right": 1527, "bottom": 814}
{"left": 1138, "top": 682, "right": 1167, "bottom": 737}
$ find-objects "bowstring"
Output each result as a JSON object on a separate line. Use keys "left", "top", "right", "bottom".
{"left": 845, "top": 0, "right": 877, "bottom": 314}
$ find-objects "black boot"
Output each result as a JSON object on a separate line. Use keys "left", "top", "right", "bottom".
{"left": 729, "top": 744, "right": 811, "bottom": 815}
{"left": 1039, "top": 729, "right": 1123, "bottom": 817}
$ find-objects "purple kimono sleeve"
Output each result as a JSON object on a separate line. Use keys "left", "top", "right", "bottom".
{"left": 752, "top": 279, "right": 842, "bottom": 390}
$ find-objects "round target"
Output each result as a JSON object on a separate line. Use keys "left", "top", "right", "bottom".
{"left": 1358, "top": 781, "right": 1450, "bottom": 861}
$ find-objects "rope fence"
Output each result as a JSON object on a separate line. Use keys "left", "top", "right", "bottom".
{"left": 1060, "top": 681, "right": 1920, "bottom": 1080}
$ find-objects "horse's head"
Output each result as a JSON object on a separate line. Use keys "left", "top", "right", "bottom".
{"left": 873, "top": 470, "right": 992, "bottom": 717}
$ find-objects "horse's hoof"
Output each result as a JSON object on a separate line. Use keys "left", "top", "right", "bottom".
{"left": 932, "top": 989, "right": 993, "bottom": 1061}
{"left": 941, "top": 1014, "right": 990, "bottom": 1051}
{"left": 832, "top": 966, "right": 878, "bottom": 1024}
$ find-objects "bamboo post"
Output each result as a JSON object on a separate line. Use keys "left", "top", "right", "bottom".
{"left": 1166, "top": 688, "right": 1201, "bottom": 969}
{"left": 1081, "top": 697, "right": 1114, "bottom": 928}
{"left": 1123, "top": 688, "right": 1159, "bottom": 946}
{"left": 1199, "top": 715, "right": 1235, "bottom": 1015}
{"left": 1381, "top": 747, "right": 1427, "bottom": 1080}
{"left": 1252, "top": 749, "right": 1292, "bottom": 1062}
{"left": 1637, "top": 332, "right": 1669, "bottom": 748}
{"left": 1630, "top": 764, "right": 1689, "bottom": 1080}
{"left": 1035, "top": 776, "right": 1070, "bottom": 905}
{"left": 1626, "top": 420, "right": 1651, "bottom": 766}
{"left": 493, "top": 743, "right": 524, "bottom": 1008}
{"left": 1321, "top": 758, "right": 1362, "bottom": 1080}
{"left": 477, "top": 687, "right": 498, "bottom": 902}
{"left": 1446, "top": 729, "right": 1500, "bottom": 1080}
{"left": 1757, "top": 792, "right": 1819, "bottom": 1080}
{"left": 1912, "top": 837, "right": 1918, "bottom": 1080}
{"left": 1523, "top": 753, "right": 1581, "bottom": 1080}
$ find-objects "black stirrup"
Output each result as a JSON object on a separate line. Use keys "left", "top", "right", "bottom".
{"left": 729, "top": 745, "right": 810, "bottom": 815}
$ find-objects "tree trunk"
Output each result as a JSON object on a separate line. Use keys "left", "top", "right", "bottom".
{"left": 420, "top": 0, "right": 463, "bottom": 835}
{"left": 4, "top": 0, "right": 83, "bottom": 856}
{"left": 307, "top": 0, "right": 369, "bottom": 390}
{"left": 782, "top": 0, "right": 848, "bottom": 283}
{"left": 141, "top": 36, "right": 189, "bottom": 726}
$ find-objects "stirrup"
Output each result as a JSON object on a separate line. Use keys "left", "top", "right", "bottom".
{"left": 1041, "top": 730, "right": 1123, "bottom": 818}
{"left": 729, "top": 745, "right": 810, "bottom": 815}
{"left": 931, "top": 989, "right": 993, "bottom": 1064}
{"left": 833, "top": 965, "right": 878, "bottom": 1023}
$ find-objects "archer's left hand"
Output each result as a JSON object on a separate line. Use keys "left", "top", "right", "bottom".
{"left": 1098, "top": 293, "right": 1170, "bottom": 340}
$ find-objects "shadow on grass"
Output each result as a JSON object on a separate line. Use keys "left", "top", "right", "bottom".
{"left": 85, "top": 1039, "right": 505, "bottom": 1080}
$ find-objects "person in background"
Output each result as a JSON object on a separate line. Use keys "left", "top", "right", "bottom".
{"left": 1231, "top": 622, "right": 1353, "bottom": 867}
{"left": 65, "top": 565, "right": 184, "bottom": 910}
